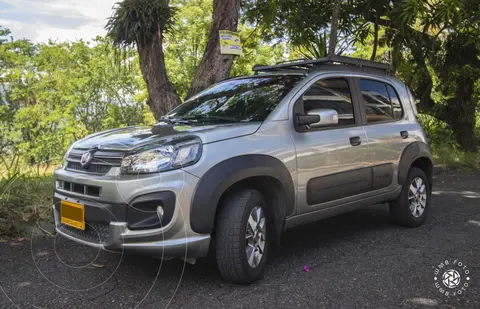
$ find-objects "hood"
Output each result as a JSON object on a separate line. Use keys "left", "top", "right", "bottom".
{"left": 73, "top": 122, "right": 261, "bottom": 151}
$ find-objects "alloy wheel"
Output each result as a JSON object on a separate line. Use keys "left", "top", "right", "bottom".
{"left": 245, "top": 206, "right": 266, "bottom": 268}
{"left": 408, "top": 177, "right": 427, "bottom": 218}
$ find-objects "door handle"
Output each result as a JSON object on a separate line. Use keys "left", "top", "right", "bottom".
{"left": 349, "top": 136, "right": 361, "bottom": 146}
{"left": 400, "top": 131, "right": 409, "bottom": 139}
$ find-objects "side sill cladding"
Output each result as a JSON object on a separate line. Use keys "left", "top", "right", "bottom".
{"left": 189, "top": 155, "right": 295, "bottom": 234}
{"left": 397, "top": 141, "right": 433, "bottom": 185}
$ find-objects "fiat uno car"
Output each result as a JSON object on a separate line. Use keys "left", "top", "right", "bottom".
{"left": 53, "top": 56, "right": 433, "bottom": 283}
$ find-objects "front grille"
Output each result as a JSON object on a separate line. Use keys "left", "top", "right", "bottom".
{"left": 66, "top": 148, "right": 126, "bottom": 175}
{"left": 58, "top": 180, "right": 101, "bottom": 197}
{"left": 66, "top": 162, "right": 112, "bottom": 174}
{"left": 59, "top": 222, "right": 110, "bottom": 244}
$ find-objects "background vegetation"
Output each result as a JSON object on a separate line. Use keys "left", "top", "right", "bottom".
{"left": 1, "top": 0, "right": 479, "bottom": 238}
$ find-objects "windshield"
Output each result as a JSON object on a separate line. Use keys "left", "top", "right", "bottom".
{"left": 165, "top": 75, "right": 303, "bottom": 123}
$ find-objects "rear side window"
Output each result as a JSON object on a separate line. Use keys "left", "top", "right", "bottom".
{"left": 302, "top": 78, "right": 355, "bottom": 127}
{"left": 359, "top": 79, "right": 404, "bottom": 123}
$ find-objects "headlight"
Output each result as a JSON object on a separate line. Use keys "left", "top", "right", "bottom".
{"left": 121, "top": 137, "right": 202, "bottom": 174}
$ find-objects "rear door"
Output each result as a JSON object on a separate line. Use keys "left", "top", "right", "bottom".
{"left": 355, "top": 77, "right": 409, "bottom": 192}
{"left": 291, "top": 76, "right": 370, "bottom": 214}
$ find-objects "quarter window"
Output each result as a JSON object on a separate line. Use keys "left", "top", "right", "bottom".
{"left": 387, "top": 85, "right": 404, "bottom": 119}
{"left": 359, "top": 79, "right": 404, "bottom": 123}
{"left": 302, "top": 78, "right": 355, "bottom": 127}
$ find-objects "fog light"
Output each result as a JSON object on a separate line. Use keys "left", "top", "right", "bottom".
{"left": 157, "top": 206, "right": 164, "bottom": 221}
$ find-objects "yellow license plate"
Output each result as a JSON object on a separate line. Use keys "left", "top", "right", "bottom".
{"left": 60, "top": 200, "right": 85, "bottom": 230}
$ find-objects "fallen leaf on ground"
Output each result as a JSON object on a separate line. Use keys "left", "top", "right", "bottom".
{"left": 91, "top": 263, "right": 105, "bottom": 268}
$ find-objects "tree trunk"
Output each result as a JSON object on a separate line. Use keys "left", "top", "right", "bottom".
{"left": 370, "top": 12, "right": 380, "bottom": 61}
{"left": 137, "top": 35, "right": 181, "bottom": 120}
{"left": 328, "top": 0, "right": 342, "bottom": 56}
{"left": 186, "top": 0, "right": 241, "bottom": 99}
{"left": 446, "top": 78, "right": 478, "bottom": 152}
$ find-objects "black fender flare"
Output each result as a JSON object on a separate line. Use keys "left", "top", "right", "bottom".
{"left": 397, "top": 141, "right": 434, "bottom": 185}
{"left": 189, "top": 155, "right": 295, "bottom": 234}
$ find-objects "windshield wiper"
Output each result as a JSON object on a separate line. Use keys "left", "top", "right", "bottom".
{"left": 159, "top": 118, "right": 192, "bottom": 124}
{"left": 180, "top": 115, "right": 238, "bottom": 123}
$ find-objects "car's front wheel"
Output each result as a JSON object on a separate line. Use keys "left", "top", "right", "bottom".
{"left": 389, "top": 167, "right": 431, "bottom": 227}
{"left": 215, "top": 189, "right": 269, "bottom": 283}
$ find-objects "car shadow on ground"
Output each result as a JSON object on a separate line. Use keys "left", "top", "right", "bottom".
{"left": 112, "top": 203, "right": 398, "bottom": 284}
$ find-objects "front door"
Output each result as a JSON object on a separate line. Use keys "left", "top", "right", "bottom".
{"left": 291, "top": 76, "right": 370, "bottom": 214}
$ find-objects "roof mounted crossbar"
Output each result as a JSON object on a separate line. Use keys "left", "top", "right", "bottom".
{"left": 252, "top": 55, "right": 393, "bottom": 74}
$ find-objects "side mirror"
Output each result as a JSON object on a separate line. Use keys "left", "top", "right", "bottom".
{"left": 296, "top": 114, "right": 320, "bottom": 126}
{"left": 306, "top": 108, "right": 339, "bottom": 128}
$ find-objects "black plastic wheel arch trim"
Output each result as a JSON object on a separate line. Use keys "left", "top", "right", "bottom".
{"left": 397, "top": 141, "right": 433, "bottom": 185}
{"left": 189, "top": 155, "right": 295, "bottom": 234}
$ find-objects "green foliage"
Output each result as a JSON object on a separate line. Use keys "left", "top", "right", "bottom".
{"left": 243, "top": 0, "right": 333, "bottom": 51}
{"left": 163, "top": 0, "right": 286, "bottom": 98}
{"left": 231, "top": 25, "right": 286, "bottom": 76}
{"left": 0, "top": 31, "right": 153, "bottom": 172}
{"left": 416, "top": 113, "right": 480, "bottom": 170}
{"left": 417, "top": 114, "right": 455, "bottom": 148}
{"left": 164, "top": 0, "right": 213, "bottom": 98}
{"left": 0, "top": 28, "right": 156, "bottom": 237}
{"left": 351, "top": 26, "right": 390, "bottom": 62}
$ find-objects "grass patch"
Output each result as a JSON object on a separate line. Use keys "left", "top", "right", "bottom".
{"left": 0, "top": 174, "right": 53, "bottom": 239}
{"left": 431, "top": 146, "right": 480, "bottom": 171}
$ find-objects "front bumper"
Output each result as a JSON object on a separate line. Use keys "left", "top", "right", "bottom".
{"left": 52, "top": 167, "right": 211, "bottom": 259}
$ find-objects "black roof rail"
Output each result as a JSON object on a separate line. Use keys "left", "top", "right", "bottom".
{"left": 275, "top": 58, "right": 311, "bottom": 65}
{"left": 252, "top": 55, "right": 393, "bottom": 74}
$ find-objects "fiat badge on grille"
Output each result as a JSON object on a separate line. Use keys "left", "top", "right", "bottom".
{"left": 80, "top": 151, "right": 94, "bottom": 168}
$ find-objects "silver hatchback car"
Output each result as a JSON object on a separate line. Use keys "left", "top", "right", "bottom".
{"left": 53, "top": 56, "right": 433, "bottom": 283}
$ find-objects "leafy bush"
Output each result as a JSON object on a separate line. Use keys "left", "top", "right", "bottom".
{"left": 418, "top": 114, "right": 480, "bottom": 170}
{"left": 417, "top": 114, "right": 456, "bottom": 149}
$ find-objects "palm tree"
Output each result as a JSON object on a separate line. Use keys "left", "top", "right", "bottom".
{"left": 106, "top": 0, "right": 180, "bottom": 119}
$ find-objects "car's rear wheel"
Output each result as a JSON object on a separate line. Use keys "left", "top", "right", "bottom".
{"left": 389, "top": 167, "right": 431, "bottom": 227}
{"left": 215, "top": 189, "right": 269, "bottom": 283}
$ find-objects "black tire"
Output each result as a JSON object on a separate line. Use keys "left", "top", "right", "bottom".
{"left": 389, "top": 167, "right": 431, "bottom": 227}
{"left": 215, "top": 189, "right": 269, "bottom": 283}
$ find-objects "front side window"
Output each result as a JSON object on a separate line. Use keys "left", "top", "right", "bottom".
{"left": 301, "top": 78, "right": 355, "bottom": 127}
{"left": 165, "top": 75, "right": 303, "bottom": 123}
{"left": 360, "top": 79, "right": 404, "bottom": 123}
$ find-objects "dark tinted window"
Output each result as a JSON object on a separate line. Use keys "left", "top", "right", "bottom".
{"left": 360, "top": 79, "right": 404, "bottom": 122}
{"left": 387, "top": 85, "right": 403, "bottom": 119}
{"left": 302, "top": 78, "right": 354, "bottom": 126}
{"left": 360, "top": 79, "right": 393, "bottom": 123}
{"left": 166, "top": 75, "right": 302, "bottom": 123}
